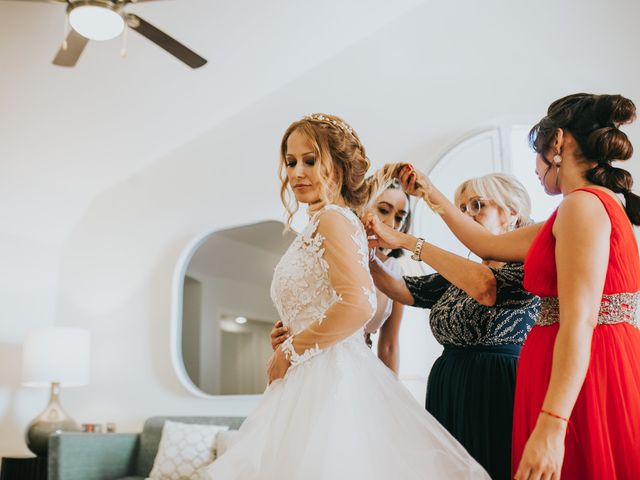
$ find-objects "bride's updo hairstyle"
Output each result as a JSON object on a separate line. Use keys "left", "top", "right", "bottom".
{"left": 528, "top": 93, "right": 640, "bottom": 225}
{"left": 280, "top": 114, "right": 437, "bottom": 226}
{"left": 279, "top": 114, "right": 371, "bottom": 225}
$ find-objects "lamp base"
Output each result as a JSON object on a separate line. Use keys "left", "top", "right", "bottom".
{"left": 25, "top": 382, "right": 80, "bottom": 456}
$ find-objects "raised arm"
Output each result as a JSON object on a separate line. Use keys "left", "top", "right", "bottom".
{"left": 515, "top": 191, "right": 610, "bottom": 479}
{"left": 280, "top": 209, "right": 376, "bottom": 366}
{"left": 398, "top": 167, "right": 542, "bottom": 262}
{"left": 366, "top": 213, "right": 496, "bottom": 306}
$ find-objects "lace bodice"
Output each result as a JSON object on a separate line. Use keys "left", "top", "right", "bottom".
{"left": 270, "top": 205, "right": 376, "bottom": 366}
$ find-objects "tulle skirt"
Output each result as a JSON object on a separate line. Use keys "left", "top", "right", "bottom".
{"left": 203, "top": 337, "right": 489, "bottom": 480}
{"left": 512, "top": 323, "right": 640, "bottom": 479}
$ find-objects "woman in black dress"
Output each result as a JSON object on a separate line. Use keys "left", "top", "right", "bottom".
{"left": 365, "top": 172, "right": 540, "bottom": 480}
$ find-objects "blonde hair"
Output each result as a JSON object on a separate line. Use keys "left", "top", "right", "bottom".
{"left": 279, "top": 114, "right": 371, "bottom": 226}
{"left": 453, "top": 173, "right": 532, "bottom": 228}
{"left": 366, "top": 163, "right": 438, "bottom": 212}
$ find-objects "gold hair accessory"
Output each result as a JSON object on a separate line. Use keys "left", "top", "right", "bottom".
{"left": 304, "top": 114, "right": 356, "bottom": 140}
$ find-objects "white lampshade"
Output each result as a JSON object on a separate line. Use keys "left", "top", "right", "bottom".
{"left": 69, "top": 5, "right": 125, "bottom": 41}
{"left": 22, "top": 327, "right": 90, "bottom": 387}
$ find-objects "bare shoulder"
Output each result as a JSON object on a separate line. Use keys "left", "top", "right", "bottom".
{"left": 558, "top": 190, "right": 609, "bottom": 215}
{"left": 554, "top": 190, "right": 611, "bottom": 234}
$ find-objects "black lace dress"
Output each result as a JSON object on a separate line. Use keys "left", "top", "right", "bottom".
{"left": 404, "top": 263, "right": 539, "bottom": 480}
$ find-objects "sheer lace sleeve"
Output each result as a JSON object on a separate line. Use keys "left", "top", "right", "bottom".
{"left": 281, "top": 208, "right": 376, "bottom": 367}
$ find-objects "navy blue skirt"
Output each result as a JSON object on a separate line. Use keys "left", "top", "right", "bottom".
{"left": 426, "top": 344, "right": 520, "bottom": 480}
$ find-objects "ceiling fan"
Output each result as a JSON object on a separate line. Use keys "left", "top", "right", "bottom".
{"left": 6, "top": 0, "right": 207, "bottom": 68}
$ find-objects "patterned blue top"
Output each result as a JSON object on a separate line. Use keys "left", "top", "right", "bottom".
{"left": 404, "top": 263, "right": 539, "bottom": 347}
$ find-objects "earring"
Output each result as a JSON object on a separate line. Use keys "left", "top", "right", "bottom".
{"left": 553, "top": 155, "right": 562, "bottom": 190}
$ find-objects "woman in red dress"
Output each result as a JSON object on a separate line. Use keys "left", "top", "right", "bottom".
{"left": 396, "top": 93, "right": 640, "bottom": 479}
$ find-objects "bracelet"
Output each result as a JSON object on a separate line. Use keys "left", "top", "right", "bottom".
{"left": 411, "top": 237, "right": 425, "bottom": 261}
{"left": 540, "top": 409, "right": 569, "bottom": 423}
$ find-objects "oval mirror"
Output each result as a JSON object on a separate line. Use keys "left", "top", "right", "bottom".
{"left": 172, "top": 221, "right": 295, "bottom": 397}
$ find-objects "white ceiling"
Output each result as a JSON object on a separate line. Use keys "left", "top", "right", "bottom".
{"left": 0, "top": 0, "right": 423, "bottom": 244}
{"left": 3, "top": 0, "right": 640, "bottom": 251}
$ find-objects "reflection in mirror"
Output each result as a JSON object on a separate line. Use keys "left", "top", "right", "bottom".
{"left": 179, "top": 221, "right": 295, "bottom": 395}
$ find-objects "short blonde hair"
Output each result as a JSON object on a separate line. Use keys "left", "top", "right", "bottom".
{"left": 454, "top": 173, "right": 532, "bottom": 228}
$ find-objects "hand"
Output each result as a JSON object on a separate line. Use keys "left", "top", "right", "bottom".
{"left": 397, "top": 164, "right": 432, "bottom": 199}
{"left": 266, "top": 347, "right": 291, "bottom": 384}
{"left": 363, "top": 212, "right": 406, "bottom": 250}
{"left": 514, "top": 415, "right": 566, "bottom": 480}
{"left": 270, "top": 320, "right": 290, "bottom": 351}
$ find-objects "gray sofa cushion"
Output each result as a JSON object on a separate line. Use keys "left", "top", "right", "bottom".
{"left": 48, "top": 432, "right": 140, "bottom": 480}
{"left": 135, "top": 416, "right": 245, "bottom": 477}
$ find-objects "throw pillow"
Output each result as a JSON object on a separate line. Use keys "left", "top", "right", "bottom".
{"left": 146, "top": 420, "right": 229, "bottom": 480}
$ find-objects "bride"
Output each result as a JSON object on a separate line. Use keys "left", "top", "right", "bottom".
{"left": 202, "top": 114, "right": 489, "bottom": 480}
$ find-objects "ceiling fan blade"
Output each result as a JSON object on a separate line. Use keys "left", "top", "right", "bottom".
{"left": 53, "top": 29, "right": 89, "bottom": 67}
{"left": 125, "top": 13, "right": 207, "bottom": 69}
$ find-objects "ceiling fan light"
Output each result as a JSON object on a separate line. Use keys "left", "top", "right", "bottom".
{"left": 69, "top": 5, "right": 124, "bottom": 41}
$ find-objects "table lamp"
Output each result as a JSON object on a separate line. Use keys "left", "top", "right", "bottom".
{"left": 22, "top": 327, "right": 90, "bottom": 456}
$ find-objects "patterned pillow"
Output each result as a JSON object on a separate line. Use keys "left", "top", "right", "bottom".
{"left": 146, "top": 421, "right": 229, "bottom": 480}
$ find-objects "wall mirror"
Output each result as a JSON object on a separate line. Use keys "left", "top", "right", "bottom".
{"left": 172, "top": 221, "right": 295, "bottom": 397}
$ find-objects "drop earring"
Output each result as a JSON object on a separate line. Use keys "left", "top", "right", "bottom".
{"left": 553, "top": 154, "right": 562, "bottom": 189}
{"left": 553, "top": 154, "right": 562, "bottom": 166}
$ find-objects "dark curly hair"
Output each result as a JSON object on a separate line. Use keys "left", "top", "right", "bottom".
{"left": 529, "top": 93, "right": 639, "bottom": 224}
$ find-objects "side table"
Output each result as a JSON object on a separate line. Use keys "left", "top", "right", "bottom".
{"left": 0, "top": 456, "right": 47, "bottom": 480}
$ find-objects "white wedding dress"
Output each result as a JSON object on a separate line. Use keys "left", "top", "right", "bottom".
{"left": 203, "top": 205, "right": 489, "bottom": 480}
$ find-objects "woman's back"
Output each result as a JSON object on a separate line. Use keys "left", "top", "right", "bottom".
{"left": 524, "top": 187, "right": 640, "bottom": 299}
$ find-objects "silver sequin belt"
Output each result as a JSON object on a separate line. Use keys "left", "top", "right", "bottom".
{"left": 536, "top": 292, "right": 639, "bottom": 327}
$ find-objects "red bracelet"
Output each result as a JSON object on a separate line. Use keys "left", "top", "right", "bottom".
{"left": 540, "top": 409, "right": 569, "bottom": 423}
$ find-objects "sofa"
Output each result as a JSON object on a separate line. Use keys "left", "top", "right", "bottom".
{"left": 47, "top": 416, "right": 245, "bottom": 480}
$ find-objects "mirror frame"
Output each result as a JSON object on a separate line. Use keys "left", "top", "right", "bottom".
{"left": 170, "top": 219, "right": 286, "bottom": 399}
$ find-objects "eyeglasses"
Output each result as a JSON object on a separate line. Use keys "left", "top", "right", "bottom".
{"left": 459, "top": 198, "right": 489, "bottom": 216}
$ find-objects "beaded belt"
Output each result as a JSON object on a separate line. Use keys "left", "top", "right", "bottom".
{"left": 536, "top": 292, "right": 639, "bottom": 327}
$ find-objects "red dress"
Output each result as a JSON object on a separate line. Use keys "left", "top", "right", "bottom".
{"left": 512, "top": 187, "right": 640, "bottom": 479}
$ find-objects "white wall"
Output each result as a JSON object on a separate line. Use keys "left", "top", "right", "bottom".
{"left": 0, "top": 234, "right": 61, "bottom": 455}
{"left": 2, "top": 0, "right": 640, "bottom": 455}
